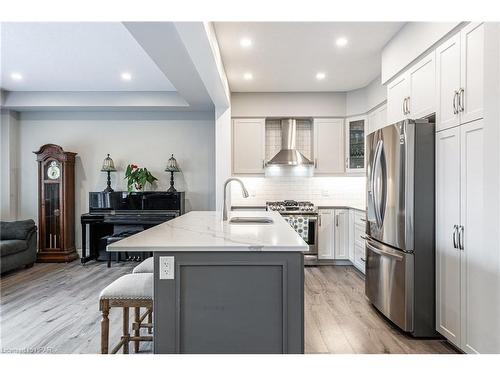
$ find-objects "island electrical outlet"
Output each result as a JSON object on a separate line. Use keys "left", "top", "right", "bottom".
{"left": 159, "top": 256, "right": 175, "bottom": 279}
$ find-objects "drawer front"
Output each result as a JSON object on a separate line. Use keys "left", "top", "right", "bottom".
{"left": 354, "top": 242, "right": 366, "bottom": 273}
{"left": 353, "top": 210, "right": 366, "bottom": 227}
{"left": 354, "top": 223, "right": 365, "bottom": 243}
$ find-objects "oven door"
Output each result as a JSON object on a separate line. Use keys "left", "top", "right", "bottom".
{"left": 280, "top": 214, "right": 318, "bottom": 255}
{"left": 306, "top": 216, "right": 318, "bottom": 254}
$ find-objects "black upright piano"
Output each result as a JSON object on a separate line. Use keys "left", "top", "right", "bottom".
{"left": 80, "top": 191, "right": 185, "bottom": 264}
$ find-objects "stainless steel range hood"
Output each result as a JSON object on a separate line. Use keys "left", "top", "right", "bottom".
{"left": 266, "top": 119, "right": 313, "bottom": 166}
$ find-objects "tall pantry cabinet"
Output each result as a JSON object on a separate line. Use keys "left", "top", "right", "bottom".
{"left": 435, "top": 22, "right": 491, "bottom": 353}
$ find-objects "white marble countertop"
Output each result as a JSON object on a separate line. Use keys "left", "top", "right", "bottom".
{"left": 107, "top": 211, "right": 308, "bottom": 252}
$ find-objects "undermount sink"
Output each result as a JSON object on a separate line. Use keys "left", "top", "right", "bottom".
{"left": 228, "top": 216, "right": 274, "bottom": 225}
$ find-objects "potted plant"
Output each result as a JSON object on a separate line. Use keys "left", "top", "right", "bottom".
{"left": 124, "top": 164, "right": 158, "bottom": 192}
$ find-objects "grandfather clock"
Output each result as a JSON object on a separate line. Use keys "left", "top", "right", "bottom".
{"left": 34, "top": 144, "right": 78, "bottom": 262}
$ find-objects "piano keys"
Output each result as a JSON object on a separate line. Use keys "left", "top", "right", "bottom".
{"left": 80, "top": 191, "right": 185, "bottom": 264}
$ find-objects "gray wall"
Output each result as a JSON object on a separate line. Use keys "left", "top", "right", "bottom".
{"left": 16, "top": 110, "right": 215, "bottom": 250}
{"left": 0, "top": 110, "right": 20, "bottom": 220}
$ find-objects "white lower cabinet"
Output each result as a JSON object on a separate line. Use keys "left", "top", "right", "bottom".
{"left": 436, "top": 119, "right": 493, "bottom": 353}
{"left": 333, "top": 209, "right": 349, "bottom": 259}
{"left": 317, "top": 208, "right": 350, "bottom": 260}
{"left": 317, "top": 209, "right": 334, "bottom": 260}
{"left": 352, "top": 210, "right": 366, "bottom": 273}
{"left": 347, "top": 209, "right": 366, "bottom": 273}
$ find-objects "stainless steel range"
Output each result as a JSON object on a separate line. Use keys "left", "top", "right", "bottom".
{"left": 266, "top": 200, "right": 318, "bottom": 258}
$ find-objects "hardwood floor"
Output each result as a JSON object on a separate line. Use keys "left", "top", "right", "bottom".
{"left": 0, "top": 262, "right": 458, "bottom": 354}
{"left": 304, "top": 266, "right": 457, "bottom": 354}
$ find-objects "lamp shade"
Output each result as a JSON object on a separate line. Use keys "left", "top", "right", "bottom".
{"left": 165, "top": 154, "right": 180, "bottom": 172}
{"left": 101, "top": 154, "right": 116, "bottom": 172}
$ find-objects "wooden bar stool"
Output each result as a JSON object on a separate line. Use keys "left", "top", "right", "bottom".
{"left": 99, "top": 273, "right": 153, "bottom": 354}
{"left": 131, "top": 257, "right": 154, "bottom": 334}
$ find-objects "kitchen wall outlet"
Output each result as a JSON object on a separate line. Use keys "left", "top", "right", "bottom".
{"left": 159, "top": 256, "right": 175, "bottom": 280}
{"left": 322, "top": 189, "right": 330, "bottom": 197}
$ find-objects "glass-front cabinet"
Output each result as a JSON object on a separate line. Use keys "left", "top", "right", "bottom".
{"left": 345, "top": 116, "right": 366, "bottom": 173}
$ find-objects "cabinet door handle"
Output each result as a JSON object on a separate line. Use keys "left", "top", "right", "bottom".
{"left": 453, "top": 90, "right": 459, "bottom": 114}
{"left": 345, "top": 157, "right": 348, "bottom": 169}
{"left": 452, "top": 224, "right": 458, "bottom": 249}
{"left": 459, "top": 88, "right": 465, "bottom": 113}
{"left": 406, "top": 97, "right": 411, "bottom": 115}
{"left": 335, "top": 214, "right": 339, "bottom": 227}
{"left": 314, "top": 158, "right": 318, "bottom": 168}
{"left": 360, "top": 257, "right": 366, "bottom": 263}
{"left": 459, "top": 225, "right": 464, "bottom": 250}
{"left": 318, "top": 214, "right": 322, "bottom": 227}
{"left": 402, "top": 98, "right": 406, "bottom": 115}
{"left": 262, "top": 160, "right": 265, "bottom": 169}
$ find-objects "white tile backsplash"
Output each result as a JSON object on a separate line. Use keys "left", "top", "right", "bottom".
{"left": 231, "top": 176, "right": 366, "bottom": 210}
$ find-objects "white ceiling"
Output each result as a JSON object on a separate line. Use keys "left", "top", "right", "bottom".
{"left": 214, "top": 22, "right": 405, "bottom": 92}
{"left": 0, "top": 22, "right": 176, "bottom": 92}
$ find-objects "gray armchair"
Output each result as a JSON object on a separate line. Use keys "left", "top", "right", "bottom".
{"left": 1, "top": 219, "right": 37, "bottom": 274}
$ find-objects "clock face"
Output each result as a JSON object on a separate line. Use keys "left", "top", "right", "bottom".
{"left": 47, "top": 161, "right": 61, "bottom": 180}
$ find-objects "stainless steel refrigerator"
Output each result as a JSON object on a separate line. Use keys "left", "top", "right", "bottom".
{"left": 365, "top": 119, "right": 437, "bottom": 337}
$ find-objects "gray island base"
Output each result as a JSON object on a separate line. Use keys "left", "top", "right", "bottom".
{"left": 154, "top": 251, "right": 304, "bottom": 354}
{"left": 107, "top": 211, "right": 307, "bottom": 354}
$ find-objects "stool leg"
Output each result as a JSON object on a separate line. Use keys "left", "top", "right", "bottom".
{"left": 123, "top": 307, "right": 129, "bottom": 354}
{"left": 148, "top": 309, "right": 153, "bottom": 334}
{"left": 100, "top": 300, "right": 110, "bottom": 354}
{"left": 134, "top": 307, "right": 140, "bottom": 353}
{"left": 107, "top": 252, "right": 111, "bottom": 268}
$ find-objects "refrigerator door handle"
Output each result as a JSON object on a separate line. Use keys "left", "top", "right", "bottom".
{"left": 366, "top": 240, "right": 404, "bottom": 261}
{"left": 371, "top": 140, "right": 381, "bottom": 227}
{"left": 372, "top": 139, "right": 386, "bottom": 228}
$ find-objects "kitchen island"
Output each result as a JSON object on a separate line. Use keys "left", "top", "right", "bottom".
{"left": 107, "top": 210, "right": 307, "bottom": 354}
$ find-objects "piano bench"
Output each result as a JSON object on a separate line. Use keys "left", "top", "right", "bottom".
{"left": 104, "top": 230, "right": 151, "bottom": 268}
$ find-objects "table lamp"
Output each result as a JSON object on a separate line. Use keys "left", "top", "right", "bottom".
{"left": 165, "top": 154, "right": 180, "bottom": 193}
{"left": 101, "top": 154, "right": 117, "bottom": 193}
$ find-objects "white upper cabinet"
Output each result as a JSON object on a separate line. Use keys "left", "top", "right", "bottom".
{"left": 436, "top": 34, "right": 460, "bottom": 130}
{"left": 344, "top": 116, "right": 366, "bottom": 173}
{"left": 408, "top": 51, "right": 436, "bottom": 119}
{"left": 436, "top": 34, "right": 462, "bottom": 131}
{"left": 368, "top": 104, "right": 387, "bottom": 134}
{"left": 460, "top": 22, "right": 484, "bottom": 124}
{"left": 436, "top": 23, "right": 484, "bottom": 132}
{"left": 333, "top": 209, "right": 349, "bottom": 259}
{"left": 313, "top": 118, "right": 345, "bottom": 174}
{"left": 387, "top": 74, "right": 409, "bottom": 124}
{"left": 387, "top": 50, "right": 436, "bottom": 125}
{"left": 232, "top": 118, "right": 265, "bottom": 174}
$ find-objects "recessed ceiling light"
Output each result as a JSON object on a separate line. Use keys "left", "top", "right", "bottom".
{"left": 121, "top": 72, "right": 132, "bottom": 81}
{"left": 336, "top": 37, "right": 348, "bottom": 47}
{"left": 240, "top": 38, "right": 252, "bottom": 48}
{"left": 11, "top": 73, "right": 23, "bottom": 81}
{"left": 243, "top": 72, "right": 253, "bottom": 80}
{"left": 316, "top": 72, "right": 326, "bottom": 80}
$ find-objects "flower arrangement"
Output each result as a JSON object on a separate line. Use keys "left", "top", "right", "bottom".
{"left": 124, "top": 164, "right": 158, "bottom": 192}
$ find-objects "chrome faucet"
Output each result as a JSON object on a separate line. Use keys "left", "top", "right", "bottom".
{"left": 223, "top": 178, "right": 249, "bottom": 221}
